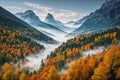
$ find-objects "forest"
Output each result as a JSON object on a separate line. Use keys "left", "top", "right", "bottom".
{"left": 38, "top": 26, "right": 120, "bottom": 72}
{"left": 0, "top": 0, "right": 120, "bottom": 80}
{"left": 0, "top": 25, "right": 120, "bottom": 80}
{"left": 27, "top": 44, "right": 120, "bottom": 80}
{"left": 0, "top": 26, "right": 44, "bottom": 66}
{"left": 25, "top": 26, "right": 120, "bottom": 80}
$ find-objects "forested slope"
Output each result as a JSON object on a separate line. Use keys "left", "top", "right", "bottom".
{"left": 27, "top": 26, "right": 120, "bottom": 80}
{"left": 0, "top": 26, "right": 44, "bottom": 66}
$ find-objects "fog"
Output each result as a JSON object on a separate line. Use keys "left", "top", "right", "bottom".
{"left": 59, "top": 46, "right": 106, "bottom": 74}
{"left": 23, "top": 26, "right": 73, "bottom": 71}
{"left": 23, "top": 42, "right": 62, "bottom": 71}
{"left": 23, "top": 24, "right": 106, "bottom": 73}
{"left": 33, "top": 26, "right": 72, "bottom": 42}
{"left": 23, "top": 25, "right": 107, "bottom": 73}
{"left": 82, "top": 46, "right": 105, "bottom": 58}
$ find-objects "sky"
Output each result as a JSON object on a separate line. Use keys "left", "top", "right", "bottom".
{"left": 0, "top": 0, "right": 106, "bottom": 23}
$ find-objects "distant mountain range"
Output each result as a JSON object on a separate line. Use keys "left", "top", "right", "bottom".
{"left": 64, "top": 16, "right": 88, "bottom": 29}
{"left": 64, "top": 21, "right": 75, "bottom": 28}
{"left": 66, "top": 21, "right": 75, "bottom": 24}
{"left": 0, "top": 6, "right": 57, "bottom": 44}
{"left": 69, "top": 0, "right": 120, "bottom": 36}
{"left": 16, "top": 10, "right": 67, "bottom": 36}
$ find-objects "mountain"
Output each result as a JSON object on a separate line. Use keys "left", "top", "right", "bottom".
{"left": 64, "top": 20, "right": 83, "bottom": 28}
{"left": 0, "top": 6, "right": 57, "bottom": 44}
{"left": 70, "top": 0, "right": 120, "bottom": 36}
{"left": 45, "top": 13, "right": 70, "bottom": 32}
{"left": 16, "top": 10, "right": 41, "bottom": 25}
{"left": 34, "top": 27, "right": 55, "bottom": 38}
{"left": 63, "top": 21, "right": 79, "bottom": 32}
{"left": 64, "top": 16, "right": 88, "bottom": 29}
{"left": 64, "top": 21, "right": 75, "bottom": 27}
{"left": 73, "top": 15, "right": 89, "bottom": 26}
{"left": 45, "top": 13, "right": 56, "bottom": 24}
{"left": 16, "top": 10, "right": 67, "bottom": 35}
{"left": 66, "top": 21, "right": 75, "bottom": 25}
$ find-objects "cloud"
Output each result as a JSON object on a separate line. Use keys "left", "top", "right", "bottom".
{"left": 24, "top": 2, "right": 86, "bottom": 23}
{"left": 6, "top": 6, "right": 22, "bottom": 10}
{"left": 24, "top": 2, "right": 52, "bottom": 13}
{"left": 55, "top": 9, "right": 78, "bottom": 18}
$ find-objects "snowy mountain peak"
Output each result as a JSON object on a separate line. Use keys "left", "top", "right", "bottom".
{"left": 23, "top": 10, "right": 36, "bottom": 16}
{"left": 45, "top": 13, "right": 71, "bottom": 33}
{"left": 15, "top": 10, "right": 41, "bottom": 25}
{"left": 45, "top": 13, "right": 56, "bottom": 23}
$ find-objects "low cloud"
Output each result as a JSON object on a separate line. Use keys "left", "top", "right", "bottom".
{"left": 24, "top": 2, "right": 52, "bottom": 13}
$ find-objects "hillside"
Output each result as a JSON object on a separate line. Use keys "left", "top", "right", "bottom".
{"left": 62, "top": 45, "right": 120, "bottom": 80}
{"left": 27, "top": 26, "right": 120, "bottom": 80}
{"left": 0, "top": 6, "right": 57, "bottom": 44}
{"left": 45, "top": 26, "right": 120, "bottom": 68}
{"left": 26, "top": 27, "right": 120, "bottom": 80}
{"left": 0, "top": 26, "right": 44, "bottom": 66}
{"left": 70, "top": 0, "right": 120, "bottom": 36}
{"left": 28, "top": 45, "right": 120, "bottom": 80}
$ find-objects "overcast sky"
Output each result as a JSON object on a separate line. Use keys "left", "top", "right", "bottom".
{"left": 0, "top": 0, "right": 106, "bottom": 23}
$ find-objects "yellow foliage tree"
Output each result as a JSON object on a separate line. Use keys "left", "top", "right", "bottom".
{"left": 91, "top": 46, "right": 120, "bottom": 80}
{"left": 2, "top": 63, "right": 14, "bottom": 80}
{"left": 67, "top": 58, "right": 85, "bottom": 80}
{"left": 19, "top": 72, "right": 26, "bottom": 80}
{"left": 47, "top": 66, "right": 59, "bottom": 80}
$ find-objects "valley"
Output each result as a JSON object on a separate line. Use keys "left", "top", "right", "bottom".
{"left": 24, "top": 42, "right": 61, "bottom": 71}
{"left": 22, "top": 24, "right": 74, "bottom": 71}
{"left": 0, "top": 0, "right": 120, "bottom": 80}
{"left": 23, "top": 36, "right": 68, "bottom": 71}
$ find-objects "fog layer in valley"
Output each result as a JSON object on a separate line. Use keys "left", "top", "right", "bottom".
{"left": 23, "top": 24, "right": 107, "bottom": 72}
{"left": 24, "top": 42, "right": 61, "bottom": 71}
{"left": 59, "top": 46, "right": 106, "bottom": 74}
{"left": 23, "top": 26, "right": 73, "bottom": 71}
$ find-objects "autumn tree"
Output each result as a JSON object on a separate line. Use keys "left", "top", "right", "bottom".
{"left": 67, "top": 58, "right": 85, "bottom": 80}
{"left": 19, "top": 72, "right": 26, "bottom": 80}
{"left": 60, "top": 74, "right": 67, "bottom": 80}
{"left": 2, "top": 63, "right": 15, "bottom": 80}
{"left": 47, "top": 66, "right": 59, "bottom": 80}
{"left": 91, "top": 46, "right": 120, "bottom": 80}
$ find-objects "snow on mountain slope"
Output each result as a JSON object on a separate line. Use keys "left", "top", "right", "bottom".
{"left": 15, "top": 10, "right": 67, "bottom": 36}
{"left": 16, "top": 10, "right": 41, "bottom": 25}
{"left": 45, "top": 13, "right": 71, "bottom": 33}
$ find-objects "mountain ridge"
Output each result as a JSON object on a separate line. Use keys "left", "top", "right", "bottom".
{"left": 16, "top": 10, "right": 67, "bottom": 35}
{"left": 69, "top": 0, "right": 120, "bottom": 36}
